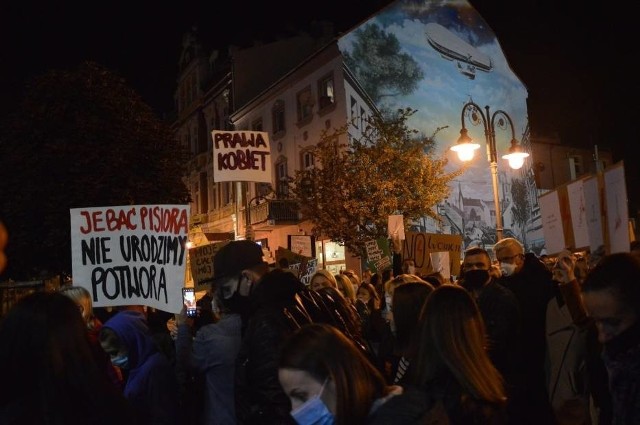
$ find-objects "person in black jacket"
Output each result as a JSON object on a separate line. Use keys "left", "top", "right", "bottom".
{"left": 458, "top": 247, "right": 521, "bottom": 398}
{"left": 212, "top": 240, "right": 353, "bottom": 424}
{"left": 494, "top": 237, "right": 556, "bottom": 424}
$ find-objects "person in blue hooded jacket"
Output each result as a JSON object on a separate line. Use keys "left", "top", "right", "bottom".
{"left": 100, "top": 309, "right": 180, "bottom": 425}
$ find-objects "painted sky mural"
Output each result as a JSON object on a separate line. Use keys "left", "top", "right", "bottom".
{"left": 338, "top": 0, "right": 544, "bottom": 253}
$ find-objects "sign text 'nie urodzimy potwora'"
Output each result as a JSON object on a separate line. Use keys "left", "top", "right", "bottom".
{"left": 212, "top": 130, "right": 272, "bottom": 183}
{"left": 70, "top": 205, "right": 190, "bottom": 313}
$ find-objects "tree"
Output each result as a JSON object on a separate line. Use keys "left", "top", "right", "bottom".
{"left": 0, "top": 61, "right": 191, "bottom": 279}
{"left": 343, "top": 23, "right": 424, "bottom": 104}
{"left": 291, "top": 108, "right": 461, "bottom": 258}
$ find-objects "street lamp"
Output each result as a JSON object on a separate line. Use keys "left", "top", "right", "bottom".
{"left": 450, "top": 101, "right": 529, "bottom": 241}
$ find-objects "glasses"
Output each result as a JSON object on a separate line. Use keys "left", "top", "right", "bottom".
{"left": 497, "top": 254, "right": 522, "bottom": 263}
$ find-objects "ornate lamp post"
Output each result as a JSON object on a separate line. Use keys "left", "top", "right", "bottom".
{"left": 450, "top": 101, "right": 529, "bottom": 241}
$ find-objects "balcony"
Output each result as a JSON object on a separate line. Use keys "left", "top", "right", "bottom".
{"left": 248, "top": 199, "right": 300, "bottom": 226}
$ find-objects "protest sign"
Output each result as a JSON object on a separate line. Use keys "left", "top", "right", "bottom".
{"left": 539, "top": 191, "right": 566, "bottom": 255}
{"left": 289, "top": 235, "right": 315, "bottom": 257}
{"left": 70, "top": 205, "right": 189, "bottom": 313}
{"left": 189, "top": 241, "right": 229, "bottom": 292}
{"left": 212, "top": 130, "right": 272, "bottom": 183}
{"left": 296, "top": 258, "right": 318, "bottom": 286}
{"left": 401, "top": 232, "right": 462, "bottom": 276}
{"left": 387, "top": 215, "right": 405, "bottom": 240}
{"left": 276, "top": 246, "right": 316, "bottom": 285}
{"left": 364, "top": 238, "right": 392, "bottom": 273}
{"left": 604, "top": 163, "right": 630, "bottom": 254}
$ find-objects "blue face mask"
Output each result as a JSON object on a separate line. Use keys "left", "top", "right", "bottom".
{"left": 290, "top": 380, "right": 334, "bottom": 425}
{"left": 111, "top": 354, "right": 129, "bottom": 369}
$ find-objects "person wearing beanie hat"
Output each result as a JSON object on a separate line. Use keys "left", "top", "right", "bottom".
{"left": 213, "top": 240, "right": 268, "bottom": 301}
{"left": 175, "top": 240, "right": 267, "bottom": 425}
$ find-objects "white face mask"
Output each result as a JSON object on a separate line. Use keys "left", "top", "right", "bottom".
{"left": 500, "top": 262, "right": 517, "bottom": 277}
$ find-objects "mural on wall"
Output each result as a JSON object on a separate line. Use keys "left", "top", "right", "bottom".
{"left": 338, "top": 0, "right": 544, "bottom": 254}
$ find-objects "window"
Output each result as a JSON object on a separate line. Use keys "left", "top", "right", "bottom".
{"left": 212, "top": 183, "right": 218, "bottom": 209}
{"left": 318, "top": 74, "right": 335, "bottom": 110}
{"left": 296, "top": 87, "right": 314, "bottom": 122}
{"left": 569, "top": 155, "right": 583, "bottom": 180}
{"left": 272, "top": 100, "right": 286, "bottom": 135}
{"left": 256, "top": 182, "right": 272, "bottom": 197}
{"left": 199, "top": 172, "right": 209, "bottom": 213}
{"left": 276, "top": 158, "right": 289, "bottom": 198}
{"left": 301, "top": 150, "right": 315, "bottom": 170}
{"left": 197, "top": 111, "right": 207, "bottom": 153}
{"left": 350, "top": 96, "right": 358, "bottom": 128}
{"left": 360, "top": 107, "right": 366, "bottom": 130}
{"left": 222, "top": 182, "right": 234, "bottom": 205}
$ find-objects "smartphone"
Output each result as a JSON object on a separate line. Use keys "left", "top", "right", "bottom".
{"left": 182, "top": 287, "right": 197, "bottom": 318}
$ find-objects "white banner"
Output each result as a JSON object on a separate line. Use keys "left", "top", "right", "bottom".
{"left": 212, "top": 130, "right": 272, "bottom": 183}
{"left": 583, "top": 176, "right": 604, "bottom": 255}
{"left": 539, "top": 191, "right": 565, "bottom": 255}
{"left": 567, "top": 179, "right": 590, "bottom": 249}
{"left": 604, "top": 163, "right": 629, "bottom": 253}
{"left": 70, "top": 205, "right": 189, "bottom": 313}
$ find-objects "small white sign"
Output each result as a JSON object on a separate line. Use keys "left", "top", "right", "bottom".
{"left": 212, "top": 130, "right": 272, "bottom": 183}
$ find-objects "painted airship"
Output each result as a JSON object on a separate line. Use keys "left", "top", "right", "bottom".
{"left": 425, "top": 22, "right": 493, "bottom": 79}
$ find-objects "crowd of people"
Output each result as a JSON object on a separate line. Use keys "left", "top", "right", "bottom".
{"left": 0, "top": 236, "right": 639, "bottom": 425}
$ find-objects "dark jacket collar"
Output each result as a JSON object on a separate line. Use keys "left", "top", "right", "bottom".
{"left": 604, "top": 320, "right": 640, "bottom": 359}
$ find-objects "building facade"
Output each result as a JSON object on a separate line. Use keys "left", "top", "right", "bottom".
{"left": 172, "top": 1, "right": 617, "bottom": 278}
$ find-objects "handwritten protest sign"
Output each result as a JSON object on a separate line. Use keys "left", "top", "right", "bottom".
{"left": 295, "top": 258, "right": 318, "bottom": 286}
{"left": 401, "top": 232, "right": 463, "bottom": 276}
{"left": 212, "top": 130, "right": 272, "bottom": 183}
{"left": 70, "top": 205, "right": 189, "bottom": 313}
{"left": 365, "top": 238, "right": 392, "bottom": 273}
{"left": 276, "top": 247, "right": 317, "bottom": 285}
{"left": 189, "top": 241, "right": 229, "bottom": 292}
{"left": 289, "top": 235, "right": 315, "bottom": 257}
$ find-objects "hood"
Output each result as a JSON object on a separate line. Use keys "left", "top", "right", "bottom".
{"left": 103, "top": 310, "right": 157, "bottom": 370}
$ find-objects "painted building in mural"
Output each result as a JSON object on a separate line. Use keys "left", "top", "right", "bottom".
{"left": 337, "top": 0, "right": 543, "bottom": 253}
{"left": 176, "top": 0, "right": 547, "bottom": 279}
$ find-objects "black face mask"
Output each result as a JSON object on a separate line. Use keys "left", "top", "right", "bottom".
{"left": 461, "top": 269, "right": 490, "bottom": 291}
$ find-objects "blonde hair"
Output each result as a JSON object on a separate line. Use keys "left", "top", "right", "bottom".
{"left": 59, "top": 285, "right": 95, "bottom": 330}
{"left": 342, "top": 269, "right": 361, "bottom": 287}
{"left": 384, "top": 273, "right": 426, "bottom": 297}
{"left": 493, "top": 237, "right": 524, "bottom": 255}
{"left": 309, "top": 269, "right": 338, "bottom": 290}
{"left": 335, "top": 274, "right": 356, "bottom": 302}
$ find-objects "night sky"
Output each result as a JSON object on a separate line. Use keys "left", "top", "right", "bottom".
{"left": 2, "top": 0, "right": 637, "bottom": 212}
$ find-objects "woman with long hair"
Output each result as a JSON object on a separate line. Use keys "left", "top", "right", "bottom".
{"left": 410, "top": 284, "right": 507, "bottom": 424}
{"left": 309, "top": 269, "right": 338, "bottom": 292}
{"left": 388, "top": 281, "right": 434, "bottom": 384}
{"left": 0, "top": 291, "right": 136, "bottom": 425}
{"left": 335, "top": 273, "right": 356, "bottom": 304}
{"left": 278, "top": 323, "right": 398, "bottom": 425}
